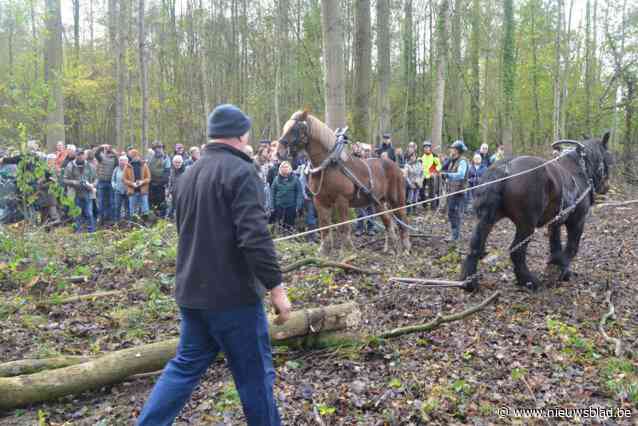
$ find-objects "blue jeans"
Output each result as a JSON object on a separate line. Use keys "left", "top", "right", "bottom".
{"left": 97, "top": 181, "right": 114, "bottom": 221}
{"left": 114, "top": 192, "right": 129, "bottom": 221}
{"left": 74, "top": 194, "right": 96, "bottom": 232}
{"left": 129, "top": 192, "right": 150, "bottom": 216}
{"left": 304, "top": 198, "right": 317, "bottom": 227}
{"left": 136, "top": 304, "right": 281, "bottom": 426}
{"left": 447, "top": 194, "right": 465, "bottom": 240}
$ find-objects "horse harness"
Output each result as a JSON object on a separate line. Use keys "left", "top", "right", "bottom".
{"left": 305, "top": 131, "right": 382, "bottom": 208}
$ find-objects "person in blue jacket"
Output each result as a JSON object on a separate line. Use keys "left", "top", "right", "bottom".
{"left": 441, "top": 140, "right": 469, "bottom": 242}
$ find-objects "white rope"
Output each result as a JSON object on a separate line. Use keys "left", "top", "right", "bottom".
{"left": 273, "top": 152, "right": 571, "bottom": 243}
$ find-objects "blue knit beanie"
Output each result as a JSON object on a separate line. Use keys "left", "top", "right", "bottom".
{"left": 207, "top": 104, "right": 252, "bottom": 139}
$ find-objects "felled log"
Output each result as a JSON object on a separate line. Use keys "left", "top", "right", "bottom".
{"left": 0, "top": 356, "right": 93, "bottom": 378}
{"left": 0, "top": 292, "right": 500, "bottom": 410}
{"left": 0, "top": 303, "right": 359, "bottom": 410}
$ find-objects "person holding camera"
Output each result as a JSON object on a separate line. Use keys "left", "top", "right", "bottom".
{"left": 63, "top": 149, "right": 97, "bottom": 233}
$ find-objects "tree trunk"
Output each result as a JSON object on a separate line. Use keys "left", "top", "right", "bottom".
{"left": 115, "top": 0, "right": 127, "bottom": 149}
{"left": 448, "top": 0, "right": 464, "bottom": 141}
{"left": 552, "top": 0, "right": 563, "bottom": 141}
{"left": 320, "top": 0, "right": 347, "bottom": 130}
{"left": 0, "top": 303, "right": 360, "bottom": 409}
{"left": 501, "top": 0, "right": 515, "bottom": 155}
{"left": 72, "top": 0, "right": 80, "bottom": 62}
{"left": 431, "top": 0, "right": 450, "bottom": 153}
{"left": 0, "top": 356, "right": 93, "bottom": 378}
{"left": 469, "top": 0, "right": 481, "bottom": 147}
{"left": 584, "top": 0, "right": 592, "bottom": 135}
{"left": 44, "top": 0, "right": 65, "bottom": 152}
{"left": 352, "top": 0, "right": 371, "bottom": 144}
{"left": 139, "top": 0, "right": 149, "bottom": 151}
{"left": 376, "top": 0, "right": 391, "bottom": 141}
{"left": 402, "top": 0, "right": 417, "bottom": 144}
{"left": 559, "top": 0, "right": 573, "bottom": 138}
{"left": 531, "top": 0, "right": 542, "bottom": 145}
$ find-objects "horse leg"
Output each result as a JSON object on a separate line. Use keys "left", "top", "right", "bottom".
{"left": 461, "top": 216, "right": 496, "bottom": 292}
{"left": 379, "top": 210, "right": 394, "bottom": 253}
{"left": 544, "top": 224, "right": 568, "bottom": 285}
{"left": 315, "top": 202, "right": 333, "bottom": 257}
{"left": 510, "top": 223, "right": 541, "bottom": 291}
{"left": 561, "top": 215, "right": 587, "bottom": 281}
{"left": 336, "top": 198, "right": 354, "bottom": 253}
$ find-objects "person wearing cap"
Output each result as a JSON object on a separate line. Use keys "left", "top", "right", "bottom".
{"left": 441, "top": 140, "right": 469, "bottom": 242}
{"left": 375, "top": 133, "right": 396, "bottom": 162}
{"left": 147, "top": 141, "right": 171, "bottom": 217}
{"left": 136, "top": 104, "right": 290, "bottom": 426}
{"left": 421, "top": 140, "right": 441, "bottom": 210}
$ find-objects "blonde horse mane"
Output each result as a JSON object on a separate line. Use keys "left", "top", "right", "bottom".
{"left": 284, "top": 111, "right": 348, "bottom": 161}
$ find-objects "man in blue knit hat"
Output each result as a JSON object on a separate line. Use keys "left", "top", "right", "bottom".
{"left": 136, "top": 104, "right": 290, "bottom": 426}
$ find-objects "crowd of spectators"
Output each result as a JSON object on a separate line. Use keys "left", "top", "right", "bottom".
{"left": 0, "top": 135, "right": 505, "bottom": 239}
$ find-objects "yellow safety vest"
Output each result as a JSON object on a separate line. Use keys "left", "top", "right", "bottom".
{"left": 421, "top": 153, "right": 441, "bottom": 179}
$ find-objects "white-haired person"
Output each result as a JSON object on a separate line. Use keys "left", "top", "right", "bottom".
{"left": 467, "top": 153, "right": 487, "bottom": 213}
{"left": 476, "top": 143, "right": 492, "bottom": 168}
{"left": 270, "top": 161, "right": 303, "bottom": 233}
{"left": 167, "top": 154, "right": 187, "bottom": 219}
{"left": 111, "top": 155, "right": 130, "bottom": 221}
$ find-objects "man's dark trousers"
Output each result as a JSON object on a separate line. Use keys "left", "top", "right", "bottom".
{"left": 136, "top": 303, "right": 281, "bottom": 426}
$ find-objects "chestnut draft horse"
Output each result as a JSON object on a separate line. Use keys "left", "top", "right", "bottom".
{"left": 461, "top": 132, "right": 613, "bottom": 291}
{"left": 277, "top": 111, "right": 410, "bottom": 255}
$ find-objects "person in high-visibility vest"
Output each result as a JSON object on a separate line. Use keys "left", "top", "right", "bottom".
{"left": 421, "top": 140, "right": 442, "bottom": 211}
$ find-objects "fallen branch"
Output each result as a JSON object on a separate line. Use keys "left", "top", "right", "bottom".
{"left": 598, "top": 287, "right": 624, "bottom": 357}
{"left": 378, "top": 291, "right": 501, "bottom": 339}
{"left": 0, "top": 356, "right": 93, "bottom": 378}
{"left": 282, "top": 257, "right": 380, "bottom": 275}
{"left": 595, "top": 199, "right": 638, "bottom": 208}
{"left": 0, "top": 303, "right": 360, "bottom": 409}
{"left": 66, "top": 276, "right": 89, "bottom": 284}
{"left": 389, "top": 277, "right": 468, "bottom": 288}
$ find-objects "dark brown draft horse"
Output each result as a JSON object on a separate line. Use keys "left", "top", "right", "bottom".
{"left": 461, "top": 132, "right": 612, "bottom": 291}
{"left": 277, "top": 111, "right": 410, "bottom": 255}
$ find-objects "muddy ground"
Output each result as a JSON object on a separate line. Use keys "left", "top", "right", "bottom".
{"left": 0, "top": 189, "right": 636, "bottom": 425}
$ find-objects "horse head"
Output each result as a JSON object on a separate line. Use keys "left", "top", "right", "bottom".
{"left": 586, "top": 130, "right": 613, "bottom": 195}
{"left": 277, "top": 110, "right": 310, "bottom": 164}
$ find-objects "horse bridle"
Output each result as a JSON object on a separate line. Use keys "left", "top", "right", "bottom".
{"left": 552, "top": 139, "right": 608, "bottom": 193}
{"left": 279, "top": 119, "right": 310, "bottom": 158}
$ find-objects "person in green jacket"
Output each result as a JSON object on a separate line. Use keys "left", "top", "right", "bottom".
{"left": 270, "top": 161, "right": 303, "bottom": 232}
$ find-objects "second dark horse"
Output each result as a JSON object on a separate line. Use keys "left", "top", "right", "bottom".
{"left": 461, "top": 132, "right": 612, "bottom": 291}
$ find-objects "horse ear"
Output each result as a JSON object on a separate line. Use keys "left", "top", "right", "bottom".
{"left": 601, "top": 130, "right": 611, "bottom": 150}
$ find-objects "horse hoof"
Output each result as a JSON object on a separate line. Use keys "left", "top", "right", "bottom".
{"left": 463, "top": 279, "right": 479, "bottom": 292}
{"left": 559, "top": 268, "right": 572, "bottom": 281}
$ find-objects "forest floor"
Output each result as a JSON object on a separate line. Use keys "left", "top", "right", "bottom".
{"left": 0, "top": 187, "right": 636, "bottom": 425}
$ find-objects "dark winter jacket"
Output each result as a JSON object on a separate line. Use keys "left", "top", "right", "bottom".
{"left": 174, "top": 143, "right": 282, "bottom": 311}
{"left": 375, "top": 143, "right": 396, "bottom": 162}
{"left": 468, "top": 163, "right": 487, "bottom": 187}
{"left": 270, "top": 174, "right": 303, "bottom": 210}
{"left": 148, "top": 154, "right": 171, "bottom": 185}
{"left": 95, "top": 146, "right": 118, "bottom": 182}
